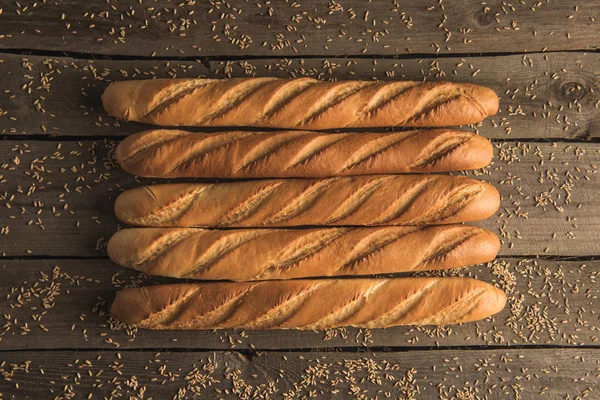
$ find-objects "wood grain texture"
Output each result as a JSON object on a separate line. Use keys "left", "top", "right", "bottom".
{"left": 0, "top": 0, "right": 597, "bottom": 57}
{"left": 0, "top": 258, "right": 597, "bottom": 350}
{"left": 0, "top": 52, "right": 599, "bottom": 139}
{"left": 1, "top": 139, "right": 598, "bottom": 257}
{"left": 0, "top": 349, "right": 598, "bottom": 399}
{"left": 0, "top": 0, "right": 597, "bottom": 394}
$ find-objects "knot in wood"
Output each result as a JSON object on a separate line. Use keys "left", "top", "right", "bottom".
{"left": 475, "top": 8, "right": 496, "bottom": 26}
{"left": 561, "top": 82, "right": 587, "bottom": 101}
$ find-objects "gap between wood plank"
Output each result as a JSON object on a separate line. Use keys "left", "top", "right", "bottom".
{"left": 1, "top": 348, "right": 596, "bottom": 399}
{"left": 2, "top": 133, "right": 598, "bottom": 144}
{"left": 2, "top": 47, "right": 600, "bottom": 63}
{"left": 2, "top": 255, "right": 600, "bottom": 262}
{"left": 1, "top": 258, "right": 597, "bottom": 350}
{"left": 1, "top": 140, "right": 598, "bottom": 257}
{"left": 1, "top": 52, "right": 596, "bottom": 140}
{"left": 2, "top": 343, "right": 600, "bottom": 354}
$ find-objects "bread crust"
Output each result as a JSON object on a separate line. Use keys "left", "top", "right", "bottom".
{"left": 115, "top": 129, "right": 494, "bottom": 178}
{"left": 114, "top": 176, "right": 500, "bottom": 228}
{"left": 110, "top": 277, "right": 506, "bottom": 329}
{"left": 102, "top": 78, "right": 498, "bottom": 129}
{"left": 107, "top": 226, "right": 500, "bottom": 281}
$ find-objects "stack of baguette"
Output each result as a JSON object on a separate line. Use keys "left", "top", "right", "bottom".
{"left": 103, "top": 78, "right": 506, "bottom": 330}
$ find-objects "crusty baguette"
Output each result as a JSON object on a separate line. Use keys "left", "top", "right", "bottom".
{"left": 110, "top": 277, "right": 506, "bottom": 329}
{"left": 101, "top": 78, "right": 498, "bottom": 129}
{"left": 107, "top": 226, "right": 500, "bottom": 281}
{"left": 115, "top": 129, "right": 493, "bottom": 178}
{"left": 115, "top": 175, "right": 500, "bottom": 228}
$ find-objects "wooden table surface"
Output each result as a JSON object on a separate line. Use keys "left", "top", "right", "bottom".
{"left": 1, "top": 1, "right": 600, "bottom": 398}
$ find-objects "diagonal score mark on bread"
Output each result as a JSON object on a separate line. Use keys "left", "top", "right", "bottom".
{"left": 409, "top": 130, "right": 474, "bottom": 169}
{"left": 251, "top": 228, "right": 353, "bottom": 280}
{"left": 136, "top": 286, "right": 202, "bottom": 328}
{"left": 458, "top": 89, "right": 490, "bottom": 119}
{"left": 323, "top": 175, "right": 394, "bottom": 224}
{"left": 284, "top": 134, "right": 347, "bottom": 170}
{"left": 299, "top": 280, "right": 390, "bottom": 330}
{"left": 138, "top": 285, "right": 253, "bottom": 329}
{"left": 370, "top": 177, "right": 438, "bottom": 224}
{"left": 197, "top": 78, "right": 279, "bottom": 124}
{"left": 140, "top": 80, "right": 213, "bottom": 120}
{"left": 127, "top": 185, "right": 213, "bottom": 226}
{"left": 241, "top": 281, "right": 329, "bottom": 330}
{"left": 254, "top": 78, "right": 320, "bottom": 123}
{"left": 410, "top": 287, "right": 489, "bottom": 325}
{"left": 237, "top": 131, "right": 309, "bottom": 171}
{"left": 414, "top": 226, "right": 481, "bottom": 270}
{"left": 403, "top": 182, "right": 483, "bottom": 225}
{"left": 180, "top": 229, "right": 274, "bottom": 278}
{"left": 142, "top": 186, "right": 161, "bottom": 207}
{"left": 348, "top": 81, "right": 422, "bottom": 126}
{"left": 399, "top": 85, "right": 464, "bottom": 126}
{"left": 130, "top": 228, "right": 202, "bottom": 268}
{"left": 164, "top": 131, "right": 257, "bottom": 174}
{"left": 187, "top": 287, "right": 254, "bottom": 329}
{"left": 292, "top": 81, "right": 378, "bottom": 127}
{"left": 368, "top": 176, "right": 436, "bottom": 225}
{"left": 337, "top": 130, "right": 422, "bottom": 172}
{"left": 215, "top": 181, "right": 286, "bottom": 227}
{"left": 363, "top": 279, "right": 441, "bottom": 328}
{"left": 336, "top": 226, "right": 423, "bottom": 273}
{"left": 261, "top": 178, "right": 341, "bottom": 225}
{"left": 118, "top": 129, "right": 195, "bottom": 163}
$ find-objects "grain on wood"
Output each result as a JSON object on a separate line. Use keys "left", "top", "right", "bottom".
{"left": 0, "top": 53, "right": 598, "bottom": 139}
{"left": 0, "top": 258, "right": 598, "bottom": 350}
{"left": 0, "top": 349, "right": 597, "bottom": 399}
{"left": 1, "top": 140, "right": 598, "bottom": 257}
{"left": 1, "top": 0, "right": 598, "bottom": 395}
{"left": 0, "top": 0, "right": 597, "bottom": 57}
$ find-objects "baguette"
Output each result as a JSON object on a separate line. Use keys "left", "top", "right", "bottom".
{"left": 115, "top": 129, "right": 493, "bottom": 178}
{"left": 115, "top": 176, "right": 500, "bottom": 228}
{"left": 101, "top": 78, "right": 498, "bottom": 129}
{"left": 110, "top": 277, "right": 506, "bottom": 329}
{"left": 107, "top": 226, "right": 500, "bottom": 281}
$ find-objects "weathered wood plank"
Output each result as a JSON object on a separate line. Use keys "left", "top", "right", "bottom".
{"left": 0, "top": 52, "right": 599, "bottom": 139}
{"left": 1, "top": 139, "right": 598, "bottom": 257}
{"left": 0, "top": 0, "right": 598, "bottom": 57}
{"left": 0, "top": 258, "right": 598, "bottom": 350}
{"left": 1, "top": 349, "right": 598, "bottom": 399}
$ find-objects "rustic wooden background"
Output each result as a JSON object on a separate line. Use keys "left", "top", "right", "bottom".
{"left": 1, "top": 0, "right": 600, "bottom": 398}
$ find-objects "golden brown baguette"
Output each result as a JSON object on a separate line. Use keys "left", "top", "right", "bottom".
{"left": 115, "top": 129, "right": 493, "bottom": 178}
{"left": 110, "top": 277, "right": 506, "bottom": 329}
{"left": 107, "top": 226, "right": 500, "bottom": 281}
{"left": 115, "top": 176, "right": 500, "bottom": 228}
{"left": 101, "top": 78, "right": 498, "bottom": 129}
